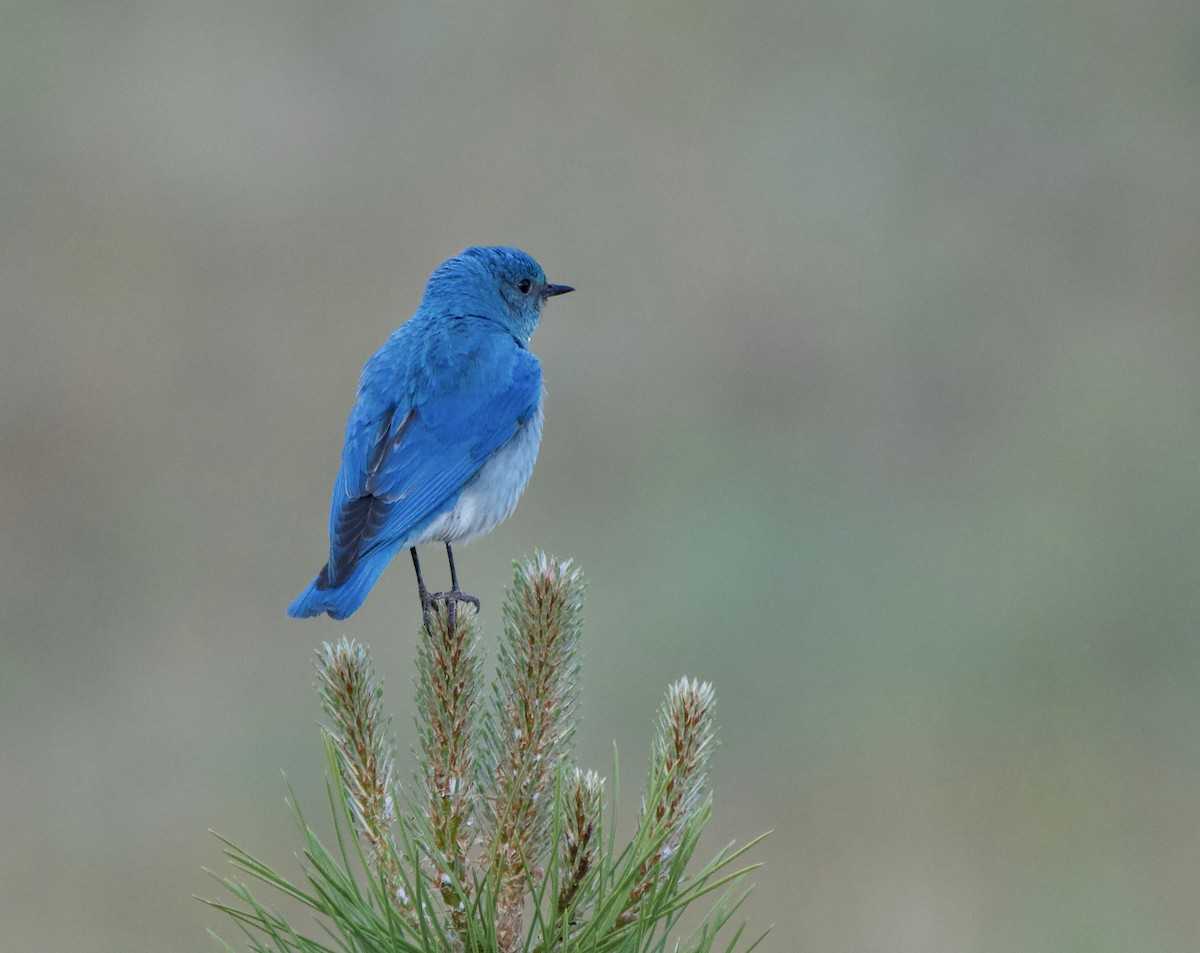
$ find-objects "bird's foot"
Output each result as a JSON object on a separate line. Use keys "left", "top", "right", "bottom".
{"left": 422, "top": 588, "right": 481, "bottom": 632}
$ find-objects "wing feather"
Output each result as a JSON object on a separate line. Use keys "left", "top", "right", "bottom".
{"left": 320, "top": 325, "right": 540, "bottom": 585}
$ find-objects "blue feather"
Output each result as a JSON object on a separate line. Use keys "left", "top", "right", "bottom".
{"left": 288, "top": 247, "right": 572, "bottom": 620}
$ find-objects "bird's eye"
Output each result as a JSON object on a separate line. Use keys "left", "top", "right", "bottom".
{"left": 517, "top": 278, "right": 533, "bottom": 295}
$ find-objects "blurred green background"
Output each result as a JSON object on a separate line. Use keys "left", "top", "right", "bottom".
{"left": 3, "top": 1, "right": 1200, "bottom": 950}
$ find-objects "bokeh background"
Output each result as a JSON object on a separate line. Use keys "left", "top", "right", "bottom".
{"left": 4, "top": 1, "right": 1200, "bottom": 950}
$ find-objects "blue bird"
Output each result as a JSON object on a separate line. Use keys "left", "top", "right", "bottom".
{"left": 288, "top": 246, "right": 573, "bottom": 622}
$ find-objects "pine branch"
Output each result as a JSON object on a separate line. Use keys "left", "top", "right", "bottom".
{"left": 622, "top": 677, "right": 717, "bottom": 924}
{"left": 482, "top": 554, "right": 585, "bottom": 952}
{"left": 314, "top": 639, "right": 406, "bottom": 913}
{"left": 208, "top": 554, "right": 766, "bottom": 953}
{"left": 413, "top": 601, "right": 484, "bottom": 933}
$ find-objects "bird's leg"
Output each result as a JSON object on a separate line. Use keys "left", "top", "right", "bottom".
{"left": 440, "top": 542, "right": 481, "bottom": 631}
{"left": 446, "top": 542, "right": 481, "bottom": 609}
{"left": 417, "top": 543, "right": 480, "bottom": 630}
{"left": 411, "top": 547, "right": 434, "bottom": 630}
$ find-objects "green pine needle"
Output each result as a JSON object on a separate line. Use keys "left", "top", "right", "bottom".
{"left": 206, "top": 554, "right": 767, "bottom": 953}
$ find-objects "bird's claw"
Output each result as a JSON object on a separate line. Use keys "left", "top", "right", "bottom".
{"left": 421, "top": 589, "right": 480, "bottom": 632}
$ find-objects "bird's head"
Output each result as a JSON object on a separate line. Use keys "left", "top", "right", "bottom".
{"left": 424, "top": 246, "right": 573, "bottom": 343}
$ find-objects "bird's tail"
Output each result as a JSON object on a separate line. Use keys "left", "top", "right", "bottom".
{"left": 287, "top": 548, "right": 395, "bottom": 620}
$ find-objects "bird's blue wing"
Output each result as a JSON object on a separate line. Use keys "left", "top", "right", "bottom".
{"left": 323, "top": 333, "right": 541, "bottom": 585}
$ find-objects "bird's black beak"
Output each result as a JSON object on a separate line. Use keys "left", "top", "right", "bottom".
{"left": 544, "top": 283, "right": 574, "bottom": 297}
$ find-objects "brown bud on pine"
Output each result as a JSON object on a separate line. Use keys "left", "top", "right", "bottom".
{"left": 315, "top": 639, "right": 404, "bottom": 907}
{"left": 557, "top": 768, "right": 604, "bottom": 915}
{"left": 484, "top": 553, "right": 585, "bottom": 951}
{"left": 413, "top": 600, "right": 484, "bottom": 920}
{"left": 622, "top": 677, "right": 716, "bottom": 923}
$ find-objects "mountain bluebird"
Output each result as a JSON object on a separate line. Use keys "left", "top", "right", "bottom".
{"left": 288, "top": 246, "right": 573, "bottom": 622}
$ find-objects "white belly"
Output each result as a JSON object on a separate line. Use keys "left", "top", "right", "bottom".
{"left": 417, "top": 394, "right": 544, "bottom": 545}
